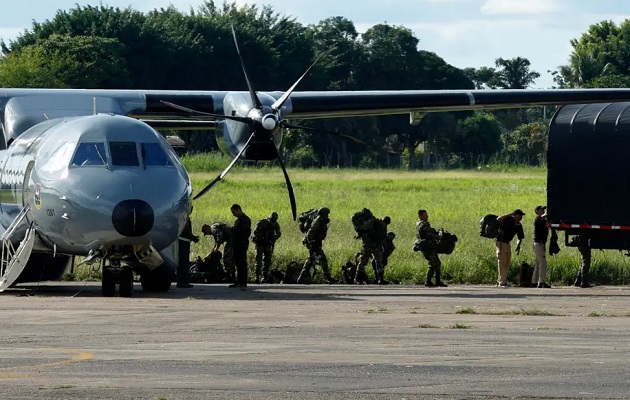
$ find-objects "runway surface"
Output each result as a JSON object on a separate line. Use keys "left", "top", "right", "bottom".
{"left": 1, "top": 283, "right": 629, "bottom": 399}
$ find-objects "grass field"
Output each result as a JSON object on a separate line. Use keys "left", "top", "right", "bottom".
{"left": 185, "top": 166, "right": 630, "bottom": 285}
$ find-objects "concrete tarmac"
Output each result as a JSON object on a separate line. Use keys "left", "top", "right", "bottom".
{"left": 1, "top": 283, "right": 630, "bottom": 399}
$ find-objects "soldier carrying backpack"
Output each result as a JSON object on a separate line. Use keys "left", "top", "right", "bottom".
{"left": 251, "top": 212, "right": 282, "bottom": 283}
{"left": 415, "top": 209, "right": 447, "bottom": 287}
{"left": 352, "top": 209, "right": 389, "bottom": 285}
{"left": 297, "top": 207, "right": 335, "bottom": 284}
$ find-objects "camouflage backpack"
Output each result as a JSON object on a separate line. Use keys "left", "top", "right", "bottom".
{"left": 351, "top": 208, "right": 375, "bottom": 235}
{"left": 341, "top": 254, "right": 369, "bottom": 284}
{"left": 436, "top": 229, "right": 458, "bottom": 254}
{"left": 298, "top": 209, "right": 318, "bottom": 233}
{"left": 252, "top": 219, "right": 270, "bottom": 244}
{"left": 283, "top": 261, "right": 303, "bottom": 284}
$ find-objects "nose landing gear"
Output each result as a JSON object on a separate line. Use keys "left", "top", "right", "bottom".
{"left": 101, "top": 258, "right": 134, "bottom": 297}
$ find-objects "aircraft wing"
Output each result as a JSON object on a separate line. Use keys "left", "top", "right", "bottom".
{"left": 280, "top": 89, "right": 630, "bottom": 119}
{"left": 139, "top": 88, "right": 630, "bottom": 120}
{"left": 4, "top": 88, "right": 630, "bottom": 140}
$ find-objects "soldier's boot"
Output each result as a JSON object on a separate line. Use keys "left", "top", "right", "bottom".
{"left": 580, "top": 274, "right": 592, "bottom": 288}
{"left": 425, "top": 270, "right": 435, "bottom": 287}
{"left": 376, "top": 268, "right": 389, "bottom": 285}
{"left": 573, "top": 272, "right": 582, "bottom": 287}
{"left": 255, "top": 274, "right": 261, "bottom": 284}
{"left": 325, "top": 274, "right": 336, "bottom": 285}
{"left": 435, "top": 270, "right": 448, "bottom": 287}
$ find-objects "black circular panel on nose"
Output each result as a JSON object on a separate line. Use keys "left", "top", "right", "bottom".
{"left": 112, "top": 199, "right": 154, "bottom": 237}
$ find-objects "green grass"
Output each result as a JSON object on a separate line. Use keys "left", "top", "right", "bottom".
{"left": 184, "top": 166, "right": 630, "bottom": 285}
{"left": 416, "top": 323, "right": 440, "bottom": 328}
{"left": 588, "top": 311, "right": 604, "bottom": 317}
{"left": 485, "top": 308, "right": 560, "bottom": 316}
{"left": 450, "top": 322, "right": 474, "bottom": 329}
{"left": 454, "top": 307, "right": 477, "bottom": 314}
{"left": 364, "top": 307, "right": 388, "bottom": 314}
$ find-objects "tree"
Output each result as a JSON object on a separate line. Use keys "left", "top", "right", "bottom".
{"left": 0, "top": 34, "right": 130, "bottom": 88}
{"left": 463, "top": 66, "right": 498, "bottom": 89}
{"left": 493, "top": 57, "right": 540, "bottom": 89}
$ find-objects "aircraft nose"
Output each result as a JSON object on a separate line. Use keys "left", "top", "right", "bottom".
{"left": 111, "top": 199, "right": 154, "bottom": 237}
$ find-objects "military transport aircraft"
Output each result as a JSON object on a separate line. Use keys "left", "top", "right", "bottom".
{"left": 2, "top": 28, "right": 630, "bottom": 297}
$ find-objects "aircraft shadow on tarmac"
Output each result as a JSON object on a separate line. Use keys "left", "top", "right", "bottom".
{"left": 2, "top": 283, "right": 628, "bottom": 300}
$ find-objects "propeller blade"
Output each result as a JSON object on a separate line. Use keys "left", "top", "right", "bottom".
{"left": 271, "top": 48, "right": 333, "bottom": 112}
{"left": 281, "top": 122, "right": 366, "bottom": 145}
{"left": 160, "top": 100, "right": 251, "bottom": 124}
{"left": 193, "top": 131, "right": 257, "bottom": 200}
{"left": 272, "top": 145, "right": 297, "bottom": 221}
{"left": 231, "top": 26, "right": 264, "bottom": 110}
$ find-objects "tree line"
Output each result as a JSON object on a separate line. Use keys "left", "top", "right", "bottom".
{"left": 0, "top": 1, "right": 625, "bottom": 168}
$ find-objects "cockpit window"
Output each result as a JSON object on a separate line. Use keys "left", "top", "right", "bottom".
{"left": 110, "top": 142, "right": 139, "bottom": 167}
{"left": 142, "top": 143, "right": 172, "bottom": 167}
{"left": 71, "top": 142, "right": 108, "bottom": 166}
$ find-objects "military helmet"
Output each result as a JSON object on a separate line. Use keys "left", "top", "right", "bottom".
{"left": 317, "top": 207, "right": 330, "bottom": 216}
{"left": 268, "top": 212, "right": 278, "bottom": 221}
{"left": 387, "top": 231, "right": 396, "bottom": 240}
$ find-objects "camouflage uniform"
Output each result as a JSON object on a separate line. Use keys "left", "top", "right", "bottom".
{"left": 377, "top": 231, "right": 396, "bottom": 271}
{"left": 416, "top": 220, "right": 443, "bottom": 286}
{"left": 575, "top": 239, "right": 592, "bottom": 288}
{"left": 210, "top": 223, "right": 235, "bottom": 282}
{"left": 356, "top": 219, "right": 387, "bottom": 284}
{"left": 252, "top": 212, "right": 282, "bottom": 283}
{"left": 298, "top": 208, "right": 334, "bottom": 284}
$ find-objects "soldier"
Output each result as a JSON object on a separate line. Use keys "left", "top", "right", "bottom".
{"left": 202, "top": 222, "right": 234, "bottom": 283}
{"left": 574, "top": 235, "right": 592, "bottom": 288}
{"left": 230, "top": 204, "right": 251, "bottom": 290}
{"left": 495, "top": 209, "right": 525, "bottom": 287}
{"left": 252, "top": 212, "right": 282, "bottom": 283}
{"left": 416, "top": 209, "right": 447, "bottom": 287}
{"left": 355, "top": 215, "right": 389, "bottom": 285}
{"left": 177, "top": 215, "right": 199, "bottom": 288}
{"left": 297, "top": 207, "right": 335, "bottom": 284}
{"left": 378, "top": 231, "right": 396, "bottom": 272}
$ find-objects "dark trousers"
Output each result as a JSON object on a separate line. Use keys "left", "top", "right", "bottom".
{"left": 177, "top": 239, "right": 191, "bottom": 284}
{"left": 234, "top": 243, "right": 249, "bottom": 286}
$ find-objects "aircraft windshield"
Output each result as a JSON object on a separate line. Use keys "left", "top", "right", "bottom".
{"left": 142, "top": 143, "right": 172, "bottom": 167}
{"left": 71, "top": 142, "right": 108, "bottom": 166}
{"left": 110, "top": 142, "right": 139, "bottom": 167}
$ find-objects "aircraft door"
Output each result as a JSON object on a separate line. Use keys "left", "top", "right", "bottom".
{"left": 22, "top": 160, "right": 34, "bottom": 222}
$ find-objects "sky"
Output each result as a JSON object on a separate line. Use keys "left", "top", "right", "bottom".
{"left": 1, "top": 0, "right": 630, "bottom": 89}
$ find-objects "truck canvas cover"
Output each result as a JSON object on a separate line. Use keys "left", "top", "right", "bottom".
{"left": 548, "top": 102, "right": 630, "bottom": 228}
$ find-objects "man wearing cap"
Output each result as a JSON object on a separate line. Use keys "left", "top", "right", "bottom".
{"left": 531, "top": 206, "right": 550, "bottom": 288}
{"left": 495, "top": 209, "right": 525, "bottom": 287}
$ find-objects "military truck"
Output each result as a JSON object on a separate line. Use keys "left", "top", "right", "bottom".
{"left": 547, "top": 102, "right": 630, "bottom": 251}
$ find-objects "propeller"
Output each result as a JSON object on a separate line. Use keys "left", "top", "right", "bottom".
{"left": 192, "top": 131, "right": 257, "bottom": 200}
{"left": 272, "top": 145, "right": 297, "bottom": 221}
{"left": 160, "top": 27, "right": 347, "bottom": 220}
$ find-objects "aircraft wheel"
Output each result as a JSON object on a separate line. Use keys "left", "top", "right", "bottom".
{"left": 102, "top": 267, "right": 116, "bottom": 297}
{"left": 119, "top": 266, "right": 134, "bottom": 298}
